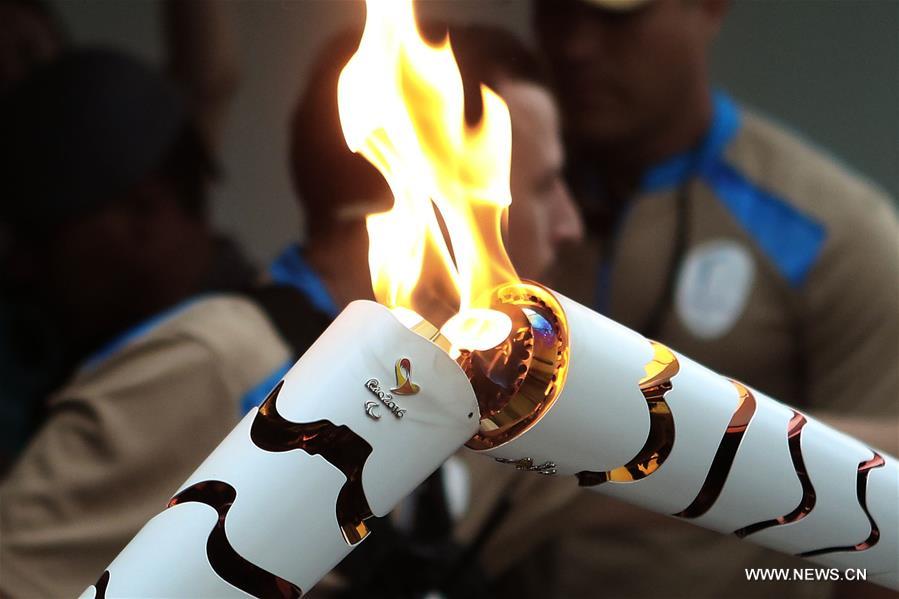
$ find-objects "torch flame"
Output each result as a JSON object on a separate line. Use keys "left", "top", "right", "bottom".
{"left": 337, "top": 0, "right": 517, "bottom": 350}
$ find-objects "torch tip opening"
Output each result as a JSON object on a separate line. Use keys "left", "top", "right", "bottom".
{"left": 460, "top": 282, "right": 570, "bottom": 451}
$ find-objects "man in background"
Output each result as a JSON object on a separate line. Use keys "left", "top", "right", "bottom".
{"left": 530, "top": 0, "right": 899, "bottom": 596}
{"left": 0, "top": 0, "right": 241, "bottom": 473}
{"left": 0, "top": 0, "right": 69, "bottom": 476}
{"left": 0, "top": 49, "right": 290, "bottom": 598}
{"left": 0, "top": 0, "right": 64, "bottom": 94}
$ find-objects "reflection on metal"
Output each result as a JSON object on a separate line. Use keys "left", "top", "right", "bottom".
{"left": 462, "top": 282, "right": 569, "bottom": 451}
{"left": 250, "top": 381, "right": 375, "bottom": 545}
{"left": 408, "top": 316, "right": 453, "bottom": 353}
{"left": 577, "top": 342, "right": 679, "bottom": 487}
{"left": 798, "top": 453, "right": 885, "bottom": 557}
{"left": 168, "top": 480, "right": 302, "bottom": 598}
{"left": 674, "top": 381, "right": 756, "bottom": 518}
{"left": 495, "top": 456, "right": 558, "bottom": 476}
{"left": 734, "top": 411, "right": 815, "bottom": 537}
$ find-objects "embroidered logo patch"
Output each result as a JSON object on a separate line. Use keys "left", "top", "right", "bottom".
{"left": 675, "top": 240, "right": 755, "bottom": 339}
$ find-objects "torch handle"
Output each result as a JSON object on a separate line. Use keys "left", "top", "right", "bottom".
{"left": 476, "top": 291, "right": 898, "bottom": 590}
{"left": 80, "top": 301, "right": 479, "bottom": 598}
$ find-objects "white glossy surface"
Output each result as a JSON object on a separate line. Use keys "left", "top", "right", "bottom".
{"left": 691, "top": 390, "right": 801, "bottom": 533}
{"left": 279, "top": 301, "right": 479, "bottom": 515}
{"left": 600, "top": 351, "right": 740, "bottom": 514}
{"left": 752, "top": 420, "right": 877, "bottom": 554}
{"left": 105, "top": 503, "right": 248, "bottom": 598}
{"left": 176, "top": 414, "right": 350, "bottom": 593}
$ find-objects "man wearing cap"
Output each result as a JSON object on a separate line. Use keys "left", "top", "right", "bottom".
{"left": 0, "top": 48, "right": 298, "bottom": 598}
{"left": 516, "top": 0, "right": 898, "bottom": 596}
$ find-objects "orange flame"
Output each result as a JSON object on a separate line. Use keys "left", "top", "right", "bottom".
{"left": 337, "top": 0, "right": 518, "bottom": 350}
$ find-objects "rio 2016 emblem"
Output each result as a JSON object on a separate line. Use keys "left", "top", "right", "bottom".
{"left": 391, "top": 357, "right": 420, "bottom": 395}
{"left": 364, "top": 358, "right": 420, "bottom": 420}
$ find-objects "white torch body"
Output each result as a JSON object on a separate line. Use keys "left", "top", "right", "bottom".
{"left": 81, "top": 300, "right": 479, "bottom": 598}
{"left": 468, "top": 285, "right": 898, "bottom": 590}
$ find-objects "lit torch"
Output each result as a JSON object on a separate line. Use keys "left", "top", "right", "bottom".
{"left": 82, "top": 0, "right": 897, "bottom": 596}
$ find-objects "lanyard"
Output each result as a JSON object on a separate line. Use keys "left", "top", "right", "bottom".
{"left": 641, "top": 179, "right": 692, "bottom": 339}
{"left": 268, "top": 245, "right": 339, "bottom": 318}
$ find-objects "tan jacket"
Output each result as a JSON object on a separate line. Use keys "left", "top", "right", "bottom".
{"left": 556, "top": 96, "right": 899, "bottom": 413}
{"left": 0, "top": 296, "right": 290, "bottom": 598}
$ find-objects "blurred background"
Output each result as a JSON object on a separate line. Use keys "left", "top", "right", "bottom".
{"left": 2, "top": 3, "right": 897, "bottom": 597}
{"left": 52, "top": 0, "right": 898, "bottom": 262}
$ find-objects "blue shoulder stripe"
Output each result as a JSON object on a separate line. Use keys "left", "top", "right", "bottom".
{"left": 642, "top": 91, "right": 741, "bottom": 193}
{"left": 269, "top": 244, "right": 339, "bottom": 318}
{"left": 240, "top": 358, "right": 293, "bottom": 415}
{"left": 80, "top": 295, "right": 209, "bottom": 373}
{"left": 702, "top": 160, "right": 826, "bottom": 287}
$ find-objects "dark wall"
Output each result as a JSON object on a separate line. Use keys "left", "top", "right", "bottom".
{"left": 711, "top": 0, "right": 898, "bottom": 201}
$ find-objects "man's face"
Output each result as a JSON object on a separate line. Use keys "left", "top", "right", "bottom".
{"left": 499, "top": 80, "right": 584, "bottom": 280}
{"left": 1, "top": 206, "right": 143, "bottom": 349}
{"left": 537, "top": 0, "right": 717, "bottom": 150}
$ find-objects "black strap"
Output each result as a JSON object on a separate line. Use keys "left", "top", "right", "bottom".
{"left": 241, "top": 283, "right": 333, "bottom": 357}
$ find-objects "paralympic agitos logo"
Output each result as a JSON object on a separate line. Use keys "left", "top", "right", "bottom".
{"left": 364, "top": 357, "right": 420, "bottom": 420}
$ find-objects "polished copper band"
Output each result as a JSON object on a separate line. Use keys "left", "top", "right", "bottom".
{"left": 798, "top": 452, "right": 885, "bottom": 557}
{"left": 733, "top": 410, "right": 814, "bottom": 537}
{"left": 674, "top": 380, "right": 756, "bottom": 518}
{"left": 462, "top": 281, "right": 570, "bottom": 451}
{"left": 577, "top": 341, "right": 678, "bottom": 486}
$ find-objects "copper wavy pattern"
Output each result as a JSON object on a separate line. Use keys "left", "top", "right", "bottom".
{"left": 733, "top": 411, "right": 815, "bottom": 537}
{"left": 250, "top": 380, "right": 375, "bottom": 544}
{"left": 168, "top": 480, "right": 302, "bottom": 598}
{"left": 92, "top": 570, "right": 110, "bottom": 599}
{"left": 576, "top": 342, "right": 678, "bottom": 487}
{"left": 673, "top": 381, "right": 757, "bottom": 518}
{"left": 797, "top": 453, "right": 885, "bottom": 557}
